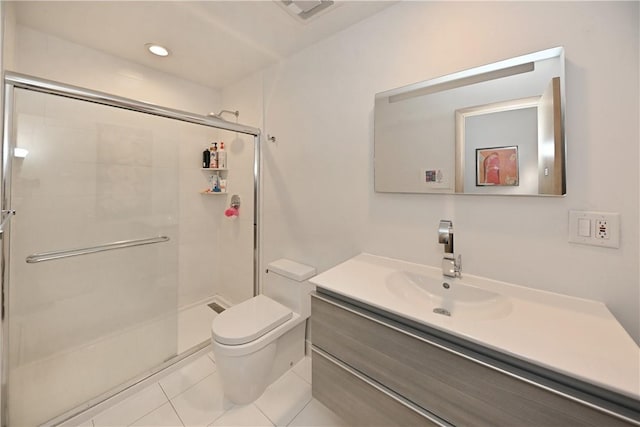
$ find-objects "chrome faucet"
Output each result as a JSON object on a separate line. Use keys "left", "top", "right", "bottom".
{"left": 438, "top": 220, "right": 462, "bottom": 278}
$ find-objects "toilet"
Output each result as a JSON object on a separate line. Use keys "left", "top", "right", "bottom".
{"left": 211, "top": 258, "right": 316, "bottom": 404}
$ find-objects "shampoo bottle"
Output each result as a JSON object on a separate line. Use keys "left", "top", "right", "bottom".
{"left": 218, "top": 141, "right": 227, "bottom": 169}
{"left": 213, "top": 172, "right": 221, "bottom": 192}
{"left": 202, "top": 149, "right": 210, "bottom": 168}
{"left": 209, "top": 143, "right": 218, "bottom": 168}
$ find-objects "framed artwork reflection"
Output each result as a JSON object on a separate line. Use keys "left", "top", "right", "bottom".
{"left": 476, "top": 146, "right": 519, "bottom": 186}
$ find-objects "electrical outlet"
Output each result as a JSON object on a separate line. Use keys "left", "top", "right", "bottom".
{"left": 595, "top": 219, "right": 609, "bottom": 239}
{"left": 569, "top": 211, "right": 620, "bottom": 248}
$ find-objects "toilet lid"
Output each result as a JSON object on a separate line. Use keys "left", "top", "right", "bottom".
{"left": 212, "top": 295, "right": 293, "bottom": 345}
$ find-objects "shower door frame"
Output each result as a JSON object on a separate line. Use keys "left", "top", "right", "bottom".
{"left": 0, "top": 71, "right": 262, "bottom": 427}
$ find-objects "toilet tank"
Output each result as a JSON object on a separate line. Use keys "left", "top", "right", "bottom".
{"left": 264, "top": 259, "right": 316, "bottom": 319}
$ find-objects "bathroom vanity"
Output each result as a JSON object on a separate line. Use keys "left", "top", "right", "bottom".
{"left": 310, "top": 254, "right": 640, "bottom": 426}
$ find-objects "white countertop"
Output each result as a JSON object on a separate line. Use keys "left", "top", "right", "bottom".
{"left": 310, "top": 253, "right": 640, "bottom": 400}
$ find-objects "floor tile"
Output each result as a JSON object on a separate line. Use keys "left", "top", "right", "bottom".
{"left": 210, "top": 404, "right": 274, "bottom": 427}
{"left": 287, "top": 399, "right": 347, "bottom": 427}
{"left": 291, "top": 356, "right": 311, "bottom": 384}
{"left": 92, "top": 383, "right": 168, "bottom": 427}
{"left": 130, "top": 402, "right": 184, "bottom": 426}
{"left": 171, "top": 373, "right": 232, "bottom": 426}
{"left": 255, "top": 371, "right": 312, "bottom": 427}
{"left": 160, "top": 354, "right": 217, "bottom": 398}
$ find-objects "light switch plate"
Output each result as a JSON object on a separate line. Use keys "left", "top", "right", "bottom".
{"left": 577, "top": 218, "right": 591, "bottom": 237}
{"left": 569, "top": 211, "right": 620, "bottom": 248}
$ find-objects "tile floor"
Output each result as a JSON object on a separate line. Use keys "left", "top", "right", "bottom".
{"left": 73, "top": 352, "right": 346, "bottom": 427}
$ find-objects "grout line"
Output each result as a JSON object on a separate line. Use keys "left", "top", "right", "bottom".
{"left": 285, "top": 399, "right": 313, "bottom": 427}
{"left": 122, "top": 384, "right": 170, "bottom": 427}
{"left": 262, "top": 371, "right": 313, "bottom": 427}
{"left": 208, "top": 406, "right": 227, "bottom": 427}
{"left": 290, "top": 357, "right": 312, "bottom": 385}
{"left": 253, "top": 403, "right": 276, "bottom": 427}
{"left": 169, "top": 370, "right": 217, "bottom": 400}
{"left": 290, "top": 368, "right": 310, "bottom": 385}
{"left": 159, "top": 381, "right": 186, "bottom": 427}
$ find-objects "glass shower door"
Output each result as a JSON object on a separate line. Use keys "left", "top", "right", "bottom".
{"left": 6, "top": 88, "right": 181, "bottom": 426}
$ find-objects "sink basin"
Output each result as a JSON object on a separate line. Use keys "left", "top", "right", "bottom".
{"left": 386, "top": 271, "right": 512, "bottom": 320}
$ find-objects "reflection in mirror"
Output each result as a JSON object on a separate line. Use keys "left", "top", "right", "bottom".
{"left": 374, "top": 47, "right": 566, "bottom": 196}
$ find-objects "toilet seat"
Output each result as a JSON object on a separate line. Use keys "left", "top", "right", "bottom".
{"left": 212, "top": 295, "right": 293, "bottom": 345}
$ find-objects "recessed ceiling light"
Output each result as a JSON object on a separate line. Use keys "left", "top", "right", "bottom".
{"left": 145, "top": 43, "right": 170, "bottom": 57}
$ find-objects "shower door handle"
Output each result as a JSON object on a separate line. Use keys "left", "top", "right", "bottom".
{"left": 0, "top": 210, "right": 15, "bottom": 235}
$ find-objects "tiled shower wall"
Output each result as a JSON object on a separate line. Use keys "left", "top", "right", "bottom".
{"left": 7, "top": 23, "right": 256, "bottom": 308}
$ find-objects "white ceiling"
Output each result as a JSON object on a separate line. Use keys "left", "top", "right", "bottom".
{"left": 11, "top": 1, "right": 396, "bottom": 89}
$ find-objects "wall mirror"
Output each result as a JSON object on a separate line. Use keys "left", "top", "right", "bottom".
{"left": 374, "top": 47, "right": 566, "bottom": 196}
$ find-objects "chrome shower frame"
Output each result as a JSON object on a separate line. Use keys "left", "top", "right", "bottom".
{"left": 0, "top": 72, "right": 262, "bottom": 427}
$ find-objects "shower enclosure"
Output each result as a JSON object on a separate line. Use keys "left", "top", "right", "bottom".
{"left": 0, "top": 73, "right": 261, "bottom": 427}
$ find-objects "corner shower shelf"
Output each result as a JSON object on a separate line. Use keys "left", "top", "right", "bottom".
{"left": 201, "top": 167, "right": 228, "bottom": 194}
{"left": 200, "top": 191, "right": 228, "bottom": 195}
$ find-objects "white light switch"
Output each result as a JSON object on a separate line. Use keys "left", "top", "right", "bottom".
{"left": 569, "top": 211, "right": 620, "bottom": 248}
{"left": 577, "top": 218, "right": 591, "bottom": 237}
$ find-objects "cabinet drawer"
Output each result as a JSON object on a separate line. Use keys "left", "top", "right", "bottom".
{"left": 312, "top": 347, "right": 441, "bottom": 427}
{"left": 312, "top": 294, "right": 636, "bottom": 427}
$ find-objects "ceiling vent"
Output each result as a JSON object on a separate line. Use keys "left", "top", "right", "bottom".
{"left": 276, "top": 0, "right": 338, "bottom": 23}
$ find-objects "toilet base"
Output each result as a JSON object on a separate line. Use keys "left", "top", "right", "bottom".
{"left": 265, "top": 321, "right": 305, "bottom": 386}
{"left": 214, "top": 321, "right": 306, "bottom": 404}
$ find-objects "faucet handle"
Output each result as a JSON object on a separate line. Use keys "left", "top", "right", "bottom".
{"left": 443, "top": 254, "right": 463, "bottom": 278}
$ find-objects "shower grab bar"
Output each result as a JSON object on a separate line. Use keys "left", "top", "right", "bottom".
{"left": 0, "top": 210, "right": 16, "bottom": 235}
{"left": 25, "top": 236, "right": 170, "bottom": 264}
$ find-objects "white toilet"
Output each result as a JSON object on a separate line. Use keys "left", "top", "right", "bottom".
{"left": 211, "top": 258, "right": 316, "bottom": 404}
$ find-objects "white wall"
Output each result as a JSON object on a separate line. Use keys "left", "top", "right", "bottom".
{"left": 223, "top": 1, "right": 640, "bottom": 343}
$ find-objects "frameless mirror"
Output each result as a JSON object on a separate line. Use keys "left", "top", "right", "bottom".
{"left": 374, "top": 47, "right": 566, "bottom": 196}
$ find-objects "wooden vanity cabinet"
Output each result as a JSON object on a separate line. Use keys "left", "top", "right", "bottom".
{"left": 311, "top": 292, "right": 638, "bottom": 427}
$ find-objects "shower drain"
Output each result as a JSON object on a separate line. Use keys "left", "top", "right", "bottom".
{"left": 207, "top": 302, "right": 226, "bottom": 313}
